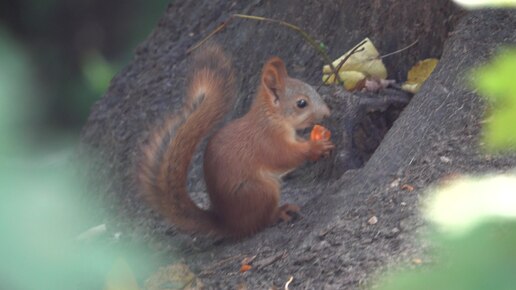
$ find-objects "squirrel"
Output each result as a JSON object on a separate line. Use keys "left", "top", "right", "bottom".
{"left": 138, "top": 44, "right": 334, "bottom": 238}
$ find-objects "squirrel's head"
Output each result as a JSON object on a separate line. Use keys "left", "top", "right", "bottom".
{"left": 259, "top": 57, "right": 330, "bottom": 130}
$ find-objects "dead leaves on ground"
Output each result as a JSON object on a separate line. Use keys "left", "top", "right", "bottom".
{"left": 322, "top": 38, "right": 388, "bottom": 91}
{"left": 402, "top": 58, "right": 439, "bottom": 93}
{"left": 322, "top": 38, "right": 438, "bottom": 94}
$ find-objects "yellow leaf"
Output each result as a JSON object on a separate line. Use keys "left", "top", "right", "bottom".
{"left": 401, "top": 82, "right": 420, "bottom": 94}
{"left": 322, "top": 38, "right": 387, "bottom": 80}
{"left": 402, "top": 58, "right": 439, "bottom": 93}
{"left": 322, "top": 71, "right": 366, "bottom": 90}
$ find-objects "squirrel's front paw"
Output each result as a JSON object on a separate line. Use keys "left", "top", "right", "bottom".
{"left": 308, "top": 140, "right": 335, "bottom": 161}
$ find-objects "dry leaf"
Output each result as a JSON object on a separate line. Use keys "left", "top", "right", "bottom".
{"left": 322, "top": 38, "right": 388, "bottom": 91}
{"left": 402, "top": 58, "right": 439, "bottom": 93}
{"left": 401, "top": 184, "right": 415, "bottom": 191}
{"left": 322, "top": 38, "right": 387, "bottom": 79}
{"left": 322, "top": 70, "right": 366, "bottom": 91}
{"left": 240, "top": 264, "right": 252, "bottom": 273}
{"left": 368, "top": 216, "right": 378, "bottom": 225}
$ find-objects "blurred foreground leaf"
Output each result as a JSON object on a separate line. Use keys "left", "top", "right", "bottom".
{"left": 472, "top": 48, "right": 516, "bottom": 151}
{"left": 105, "top": 258, "right": 140, "bottom": 290}
{"left": 375, "top": 221, "right": 516, "bottom": 290}
{"left": 453, "top": 0, "right": 516, "bottom": 8}
{"left": 375, "top": 174, "right": 516, "bottom": 290}
{"left": 82, "top": 51, "right": 116, "bottom": 95}
{"left": 0, "top": 28, "right": 152, "bottom": 290}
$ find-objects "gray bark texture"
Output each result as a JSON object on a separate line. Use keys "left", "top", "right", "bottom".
{"left": 80, "top": 1, "right": 516, "bottom": 288}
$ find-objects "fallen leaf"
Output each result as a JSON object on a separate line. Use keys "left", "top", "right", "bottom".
{"left": 402, "top": 58, "right": 439, "bottom": 93}
{"left": 322, "top": 38, "right": 388, "bottom": 91}
{"left": 400, "top": 82, "right": 419, "bottom": 94}
{"left": 322, "top": 70, "right": 366, "bottom": 91}
{"left": 401, "top": 184, "right": 415, "bottom": 191}
{"left": 240, "top": 264, "right": 252, "bottom": 273}
{"left": 323, "top": 38, "right": 387, "bottom": 78}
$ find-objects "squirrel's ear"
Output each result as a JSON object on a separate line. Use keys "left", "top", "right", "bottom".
{"left": 261, "top": 57, "right": 288, "bottom": 105}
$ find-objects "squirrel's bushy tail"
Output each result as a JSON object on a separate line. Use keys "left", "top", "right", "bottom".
{"left": 139, "top": 45, "right": 236, "bottom": 235}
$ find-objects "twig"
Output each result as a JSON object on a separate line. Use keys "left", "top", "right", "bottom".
{"left": 320, "top": 39, "right": 418, "bottom": 90}
{"left": 380, "top": 39, "right": 419, "bottom": 59}
{"left": 284, "top": 276, "right": 294, "bottom": 290}
{"left": 334, "top": 40, "right": 367, "bottom": 75}
{"left": 186, "top": 21, "right": 231, "bottom": 54}
{"left": 231, "top": 14, "right": 333, "bottom": 67}
{"left": 187, "top": 14, "right": 343, "bottom": 83}
{"left": 319, "top": 39, "right": 368, "bottom": 89}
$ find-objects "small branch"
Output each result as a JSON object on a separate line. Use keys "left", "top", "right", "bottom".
{"left": 320, "top": 39, "right": 368, "bottom": 89}
{"left": 187, "top": 14, "right": 342, "bottom": 83}
{"left": 380, "top": 39, "right": 419, "bottom": 59}
{"left": 334, "top": 40, "right": 368, "bottom": 75}
{"left": 186, "top": 21, "right": 231, "bottom": 54}
{"left": 231, "top": 14, "right": 333, "bottom": 66}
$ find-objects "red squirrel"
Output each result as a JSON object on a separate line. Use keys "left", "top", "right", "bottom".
{"left": 138, "top": 44, "right": 334, "bottom": 238}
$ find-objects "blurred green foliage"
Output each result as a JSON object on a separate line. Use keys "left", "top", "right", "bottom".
{"left": 0, "top": 28, "right": 100, "bottom": 290}
{"left": 82, "top": 51, "right": 117, "bottom": 95}
{"left": 473, "top": 48, "right": 516, "bottom": 151}
{"left": 0, "top": 29, "right": 30, "bottom": 152}
{"left": 0, "top": 17, "right": 162, "bottom": 290}
{"left": 0, "top": 0, "right": 169, "bottom": 134}
{"left": 376, "top": 223, "right": 516, "bottom": 290}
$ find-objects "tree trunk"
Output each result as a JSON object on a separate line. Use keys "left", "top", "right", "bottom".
{"left": 80, "top": 1, "right": 516, "bottom": 288}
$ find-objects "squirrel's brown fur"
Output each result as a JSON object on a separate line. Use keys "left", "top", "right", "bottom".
{"left": 139, "top": 44, "right": 333, "bottom": 238}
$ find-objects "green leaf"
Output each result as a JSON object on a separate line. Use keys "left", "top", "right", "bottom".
{"left": 472, "top": 48, "right": 516, "bottom": 151}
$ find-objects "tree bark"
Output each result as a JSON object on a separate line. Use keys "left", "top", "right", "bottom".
{"left": 80, "top": 1, "right": 516, "bottom": 288}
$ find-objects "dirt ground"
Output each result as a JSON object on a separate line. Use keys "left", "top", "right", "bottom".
{"left": 79, "top": 2, "right": 516, "bottom": 289}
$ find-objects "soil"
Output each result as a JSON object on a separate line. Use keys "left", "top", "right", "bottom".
{"left": 79, "top": 1, "right": 516, "bottom": 289}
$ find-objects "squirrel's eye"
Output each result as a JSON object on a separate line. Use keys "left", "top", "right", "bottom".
{"left": 296, "top": 99, "right": 308, "bottom": 108}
